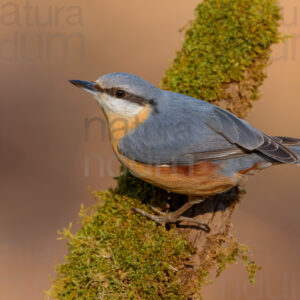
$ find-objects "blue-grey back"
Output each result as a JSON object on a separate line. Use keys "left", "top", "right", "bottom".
{"left": 118, "top": 83, "right": 299, "bottom": 165}
{"left": 118, "top": 92, "right": 237, "bottom": 165}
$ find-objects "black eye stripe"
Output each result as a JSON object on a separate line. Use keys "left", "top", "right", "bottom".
{"left": 94, "top": 83, "right": 156, "bottom": 107}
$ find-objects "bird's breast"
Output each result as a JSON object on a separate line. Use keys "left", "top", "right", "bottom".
{"left": 105, "top": 105, "right": 152, "bottom": 150}
{"left": 115, "top": 151, "right": 242, "bottom": 196}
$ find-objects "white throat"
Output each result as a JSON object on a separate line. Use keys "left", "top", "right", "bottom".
{"left": 96, "top": 94, "right": 144, "bottom": 117}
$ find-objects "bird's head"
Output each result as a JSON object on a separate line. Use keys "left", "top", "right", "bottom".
{"left": 69, "top": 72, "right": 161, "bottom": 118}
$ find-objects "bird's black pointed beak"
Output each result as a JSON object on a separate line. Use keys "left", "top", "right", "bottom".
{"left": 69, "top": 80, "right": 99, "bottom": 92}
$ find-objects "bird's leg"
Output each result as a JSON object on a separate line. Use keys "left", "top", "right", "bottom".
{"left": 133, "top": 197, "right": 206, "bottom": 226}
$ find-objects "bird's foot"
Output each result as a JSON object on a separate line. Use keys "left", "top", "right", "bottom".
{"left": 132, "top": 206, "right": 206, "bottom": 227}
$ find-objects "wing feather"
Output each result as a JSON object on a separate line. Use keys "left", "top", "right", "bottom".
{"left": 206, "top": 107, "right": 298, "bottom": 164}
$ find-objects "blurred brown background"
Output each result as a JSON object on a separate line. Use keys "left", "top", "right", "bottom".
{"left": 0, "top": 0, "right": 299, "bottom": 299}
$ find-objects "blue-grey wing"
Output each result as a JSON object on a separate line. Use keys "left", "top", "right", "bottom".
{"left": 206, "top": 106, "right": 298, "bottom": 164}
{"left": 118, "top": 98, "right": 298, "bottom": 165}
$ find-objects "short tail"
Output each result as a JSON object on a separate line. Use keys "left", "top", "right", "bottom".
{"left": 273, "top": 136, "right": 300, "bottom": 165}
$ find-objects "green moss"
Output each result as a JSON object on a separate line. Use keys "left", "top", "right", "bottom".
{"left": 48, "top": 190, "right": 192, "bottom": 299}
{"left": 213, "top": 237, "right": 261, "bottom": 284}
{"left": 161, "top": 0, "right": 284, "bottom": 118}
{"left": 161, "top": 0, "right": 282, "bottom": 102}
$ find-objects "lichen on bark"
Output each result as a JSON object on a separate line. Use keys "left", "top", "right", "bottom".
{"left": 48, "top": 1, "right": 284, "bottom": 299}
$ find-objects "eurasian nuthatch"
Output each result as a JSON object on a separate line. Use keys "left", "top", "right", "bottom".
{"left": 70, "top": 72, "right": 300, "bottom": 225}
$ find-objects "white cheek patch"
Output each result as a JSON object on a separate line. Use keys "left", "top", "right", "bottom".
{"left": 100, "top": 94, "right": 144, "bottom": 117}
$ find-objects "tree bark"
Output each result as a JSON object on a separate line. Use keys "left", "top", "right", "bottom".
{"left": 161, "top": 186, "right": 239, "bottom": 298}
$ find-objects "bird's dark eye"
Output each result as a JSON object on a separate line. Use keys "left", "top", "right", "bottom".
{"left": 116, "top": 90, "right": 126, "bottom": 98}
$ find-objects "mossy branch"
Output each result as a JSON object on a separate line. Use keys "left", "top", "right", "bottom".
{"left": 48, "top": 1, "right": 284, "bottom": 299}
